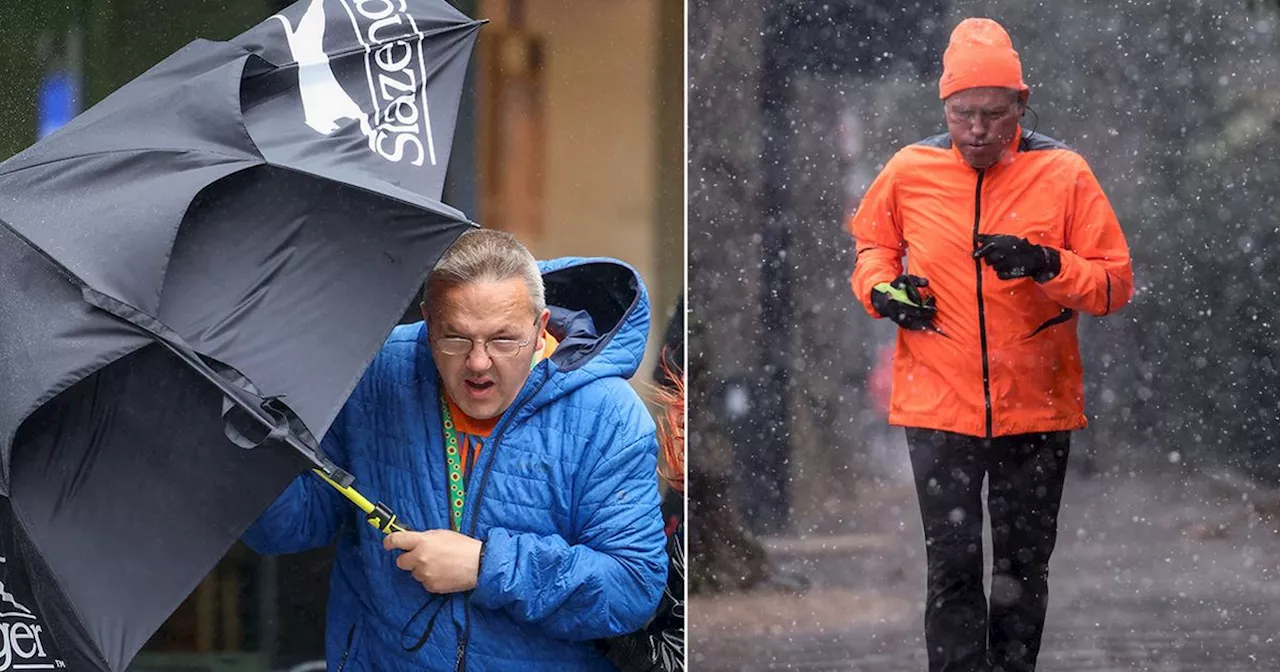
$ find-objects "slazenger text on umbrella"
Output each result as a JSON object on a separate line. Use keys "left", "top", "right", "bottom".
{"left": 0, "top": 559, "right": 61, "bottom": 672}
{"left": 0, "top": 622, "right": 59, "bottom": 672}
{"left": 276, "top": 0, "right": 438, "bottom": 166}
{"left": 353, "top": 0, "right": 438, "bottom": 166}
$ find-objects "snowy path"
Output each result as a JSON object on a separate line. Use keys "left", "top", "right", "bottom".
{"left": 689, "top": 463, "right": 1280, "bottom": 671}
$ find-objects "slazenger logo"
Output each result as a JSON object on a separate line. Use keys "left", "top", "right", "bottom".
{"left": 0, "top": 557, "right": 64, "bottom": 671}
{"left": 273, "top": 0, "right": 439, "bottom": 167}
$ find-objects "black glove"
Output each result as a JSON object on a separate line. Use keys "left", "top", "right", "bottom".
{"left": 973, "top": 234, "right": 1061, "bottom": 282}
{"left": 871, "top": 275, "right": 937, "bottom": 331}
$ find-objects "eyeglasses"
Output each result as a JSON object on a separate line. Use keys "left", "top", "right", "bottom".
{"left": 433, "top": 321, "right": 539, "bottom": 359}
{"left": 945, "top": 106, "right": 1016, "bottom": 124}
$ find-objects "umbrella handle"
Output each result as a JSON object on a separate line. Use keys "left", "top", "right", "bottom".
{"left": 311, "top": 468, "right": 410, "bottom": 534}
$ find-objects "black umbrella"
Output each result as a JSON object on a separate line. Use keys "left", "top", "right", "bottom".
{"left": 0, "top": 1, "right": 480, "bottom": 670}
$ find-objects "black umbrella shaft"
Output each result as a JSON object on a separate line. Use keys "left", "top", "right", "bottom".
{"left": 154, "top": 340, "right": 331, "bottom": 470}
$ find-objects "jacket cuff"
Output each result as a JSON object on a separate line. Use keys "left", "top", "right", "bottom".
{"left": 471, "top": 527, "right": 510, "bottom": 609}
{"left": 1033, "top": 246, "right": 1062, "bottom": 283}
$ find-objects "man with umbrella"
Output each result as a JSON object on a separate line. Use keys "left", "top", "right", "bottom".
{"left": 0, "top": 2, "right": 485, "bottom": 670}
{"left": 847, "top": 17, "right": 1133, "bottom": 672}
{"left": 244, "top": 229, "right": 668, "bottom": 671}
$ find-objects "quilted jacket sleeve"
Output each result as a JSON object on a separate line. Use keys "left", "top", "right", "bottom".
{"left": 472, "top": 394, "right": 668, "bottom": 641}
{"left": 601, "top": 515, "right": 685, "bottom": 672}
{"left": 241, "top": 408, "right": 348, "bottom": 554}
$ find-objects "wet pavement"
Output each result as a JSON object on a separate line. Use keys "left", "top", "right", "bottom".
{"left": 689, "top": 453, "right": 1280, "bottom": 671}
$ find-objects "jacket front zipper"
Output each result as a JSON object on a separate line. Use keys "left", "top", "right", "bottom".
{"left": 444, "top": 365, "right": 552, "bottom": 672}
{"left": 972, "top": 169, "right": 994, "bottom": 438}
{"left": 336, "top": 620, "right": 357, "bottom": 672}
{"left": 451, "top": 364, "right": 551, "bottom": 537}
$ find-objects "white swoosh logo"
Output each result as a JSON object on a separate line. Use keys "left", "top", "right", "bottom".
{"left": 272, "top": 0, "right": 374, "bottom": 141}
{"left": 0, "top": 557, "right": 35, "bottom": 618}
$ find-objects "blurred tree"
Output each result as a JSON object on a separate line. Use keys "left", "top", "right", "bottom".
{"left": 690, "top": 0, "right": 947, "bottom": 590}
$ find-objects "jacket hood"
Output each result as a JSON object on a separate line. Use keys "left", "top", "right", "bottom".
{"left": 538, "top": 256, "right": 650, "bottom": 382}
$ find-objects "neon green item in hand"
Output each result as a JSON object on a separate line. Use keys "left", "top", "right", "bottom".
{"left": 873, "top": 281, "right": 923, "bottom": 307}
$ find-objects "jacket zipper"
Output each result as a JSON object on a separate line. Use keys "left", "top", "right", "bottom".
{"left": 449, "top": 364, "right": 550, "bottom": 536}
{"left": 972, "top": 169, "right": 994, "bottom": 439}
{"left": 1027, "top": 308, "right": 1075, "bottom": 339}
{"left": 454, "top": 595, "right": 473, "bottom": 672}
{"left": 336, "top": 620, "right": 357, "bottom": 672}
{"left": 445, "top": 365, "right": 552, "bottom": 672}
{"left": 1104, "top": 272, "right": 1112, "bottom": 315}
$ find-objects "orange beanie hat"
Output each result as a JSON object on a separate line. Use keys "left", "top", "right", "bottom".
{"left": 938, "top": 18, "right": 1029, "bottom": 100}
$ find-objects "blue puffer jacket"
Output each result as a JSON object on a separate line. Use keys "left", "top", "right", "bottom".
{"left": 242, "top": 257, "right": 668, "bottom": 671}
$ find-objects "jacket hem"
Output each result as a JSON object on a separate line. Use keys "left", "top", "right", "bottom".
{"left": 889, "top": 411, "right": 1087, "bottom": 438}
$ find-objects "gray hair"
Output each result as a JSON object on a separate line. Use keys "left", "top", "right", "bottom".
{"left": 423, "top": 229, "right": 546, "bottom": 317}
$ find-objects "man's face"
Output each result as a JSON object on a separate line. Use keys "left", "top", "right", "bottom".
{"left": 944, "top": 87, "right": 1027, "bottom": 170}
{"left": 425, "top": 277, "right": 550, "bottom": 420}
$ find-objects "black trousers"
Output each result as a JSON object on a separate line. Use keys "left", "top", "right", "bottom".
{"left": 904, "top": 428, "right": 1071, "bottom": 672}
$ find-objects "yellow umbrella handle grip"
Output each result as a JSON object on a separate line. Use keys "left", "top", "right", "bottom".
{"left": 364, "top": 502, "right": 408, "bottom": 534}
{"left": 311, "top": 468, "right": 410, "bottom": 534}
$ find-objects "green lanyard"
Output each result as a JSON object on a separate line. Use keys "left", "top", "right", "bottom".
{"left": 439, "top": 395, "right": 466, "bottom": 532}
{"left": 438, "top": 350, "right": 539, "bottom": 532}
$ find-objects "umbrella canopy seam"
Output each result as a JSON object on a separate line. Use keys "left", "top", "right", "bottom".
{"left": 242, "top": 18, "right": 484, "bottom": 73}
{"left": 0, "top": 149, "right": 261, "bottom": 181}
{"left": 78, "top": 288, "right": 326, "bottom": 463}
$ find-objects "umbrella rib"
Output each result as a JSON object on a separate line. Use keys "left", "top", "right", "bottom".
{"left": 1, "top": 151, "right": 463, "bottom": 221}
{"left": 246, "top": 19, "right": 483, "bottom": 74}
{"left": 0, "top": 147, "right": 257, "bottom": 181}
{"left": 0, "top": 219, "right": 81, "bottom": 289}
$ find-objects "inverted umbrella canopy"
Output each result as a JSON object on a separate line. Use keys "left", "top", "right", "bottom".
{"left": 0, "top": 1, "right": 481, "bottom": 670}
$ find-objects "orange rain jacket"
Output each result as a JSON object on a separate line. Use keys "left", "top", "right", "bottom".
{"left": 849, "top": 128, "right": 1134, "bottom": 438}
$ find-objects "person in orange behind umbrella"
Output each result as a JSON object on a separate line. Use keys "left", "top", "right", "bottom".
{"left": 847, "top": 17, "right": 1133, "bottom": 672}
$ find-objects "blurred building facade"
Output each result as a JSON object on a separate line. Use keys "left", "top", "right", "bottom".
{"left": 0, "top": 0, "right": 681, "bottom": 669}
